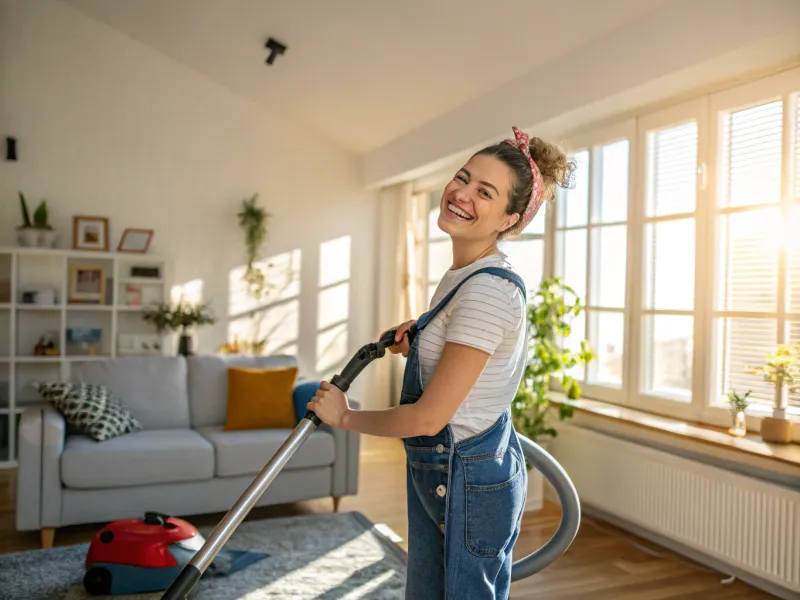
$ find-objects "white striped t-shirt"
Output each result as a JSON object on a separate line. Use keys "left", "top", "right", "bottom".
{"left": 418, "top": 253, "right": 527, "bottom": 442}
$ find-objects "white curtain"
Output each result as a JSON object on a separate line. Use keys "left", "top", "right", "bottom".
{"left": 374, "top": 182, "right": 428, "bottom": 407}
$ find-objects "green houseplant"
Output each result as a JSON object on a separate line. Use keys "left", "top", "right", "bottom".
{"left": 512, "top": 277, "right": 595, "bottom": 445}
{"left": 237, "top": 193, "right": 271, "bottom": 299}
{"left": 142, "top": 301, "right": 217, "bottom": 355}
{"left": 16, "top": 191, "right": 56, "bottom": 247}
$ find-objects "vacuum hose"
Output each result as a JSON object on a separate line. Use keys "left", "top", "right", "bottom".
{"left": 161, "top": 328, "right": 580, "bottom": 599}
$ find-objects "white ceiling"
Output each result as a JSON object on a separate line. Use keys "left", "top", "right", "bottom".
{"left": 60, "top": 0, "right": 674, "bottom": 153}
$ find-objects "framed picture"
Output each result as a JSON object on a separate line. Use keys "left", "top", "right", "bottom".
{"left": 73, "top": 216, "right": 109, "bottom": 251}
{"left": 68, "top": 265, "right": 106, "bottom": 303}
{"left": 118, "top": 228, "right": 154, "bottom": 253}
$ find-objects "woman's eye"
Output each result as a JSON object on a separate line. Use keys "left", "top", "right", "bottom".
{"left": 480, "top": 190, "right": 491, "bottom": 198}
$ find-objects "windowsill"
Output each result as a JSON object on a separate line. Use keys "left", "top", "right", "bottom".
{"left": 550, "top": 395, "right": 800, "bottom": 469}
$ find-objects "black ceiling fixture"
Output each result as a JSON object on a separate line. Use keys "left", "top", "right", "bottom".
{"left": 265, "top": 37, "right": 287, "bottom": 65}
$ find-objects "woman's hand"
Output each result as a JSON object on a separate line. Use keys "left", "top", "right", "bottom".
{"left": 381, "top": 319, "right": 417, "bottom": 357}
{"left": 306, "top": 381, "right": 349, "bottom": 429}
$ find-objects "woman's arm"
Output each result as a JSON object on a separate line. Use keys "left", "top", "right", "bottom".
{"left": 308, "top": 341, "right": 492, "bottom": 438}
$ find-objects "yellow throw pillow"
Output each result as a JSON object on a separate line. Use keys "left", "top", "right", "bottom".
{"left": 224, "top": 366, "right": 298, "bottom": 431}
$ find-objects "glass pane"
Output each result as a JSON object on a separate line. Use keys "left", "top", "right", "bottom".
{"left": 555, "top": 229, "right": 587, "bottom": 301}
{"left": 716, "top": 207, "right": 779, "bottom": 313}
{"left": 500, "top": 239, "right": 544, "bottom": 299}
{"left": 588, "top": 311, "right": 624, "bottom": 387}
{"left": 591, "top": 225, "right": 626, "bottom": 309}
{"left": 558, "top": 150, "right": 589, "bottom": 227}
{"left": 427, "top": 241, "right": 451, "bottom": 283}
{"left": 428, "top": 206, "right": 447, "bottom": 240}
{"left": 643, "top": 315, "right": 693, "bottom": 400}
{"left": 785, "top": 321, "right": 800, "bottom": 408}
{"left": 646, "top": 121, "right": 697, "bottom": 217}
{"left": 714, "top": 317, "right": 776, "bottom": 406}
{"left": 561, "top": 310, "right": 586, "bottom": 381}
{"left": 795, "top": 93, "right": 800, "bottom": 200}
{"left": 785, "top": 204, "right": 800, "bottom": 312}
{"left": 720, "top": 100, "right": 783, "bottom": 208}
{"left": 528, "top": 206, "right": 546, "bottom": 235}
{"left": 644, "top": 218, "right": 695, "bottom": 311}
{"left": 598, "top": 140, "right": 629, "bottom": 223}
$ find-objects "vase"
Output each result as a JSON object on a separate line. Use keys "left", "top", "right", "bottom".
{"left": 728, "top": 410, "right": 747, "bottom": 437}
{"left": 16, "top": 228, "right": 39, "bottom": 247}
{"left": 177, "top": 334, "right": 192, "bottom": 356}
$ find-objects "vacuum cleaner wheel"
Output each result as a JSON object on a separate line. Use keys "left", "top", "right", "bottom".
{"left": 83, "top": 566, "right": 112, "bottom": 596}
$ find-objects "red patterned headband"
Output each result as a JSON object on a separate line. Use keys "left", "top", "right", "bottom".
{"left": 504, "top": 126, "right": 544, "bottom": 230}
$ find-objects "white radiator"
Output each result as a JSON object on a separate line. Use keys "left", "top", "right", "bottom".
{"left": 547, "top": 424, "right": 800, "bottom": 596}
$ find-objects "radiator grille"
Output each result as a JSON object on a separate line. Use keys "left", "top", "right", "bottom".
{"left": 549, "top": 425, "right": 800, "bottom": 592}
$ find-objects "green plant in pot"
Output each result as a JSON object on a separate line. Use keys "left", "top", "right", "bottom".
{"left": 512, "top": 277, "right": 595, "bottom": 451}
{"left": 237, "top": 193, "right": 272, "bottom": 299}
{"left": 16, "top": 192, "right": 56, "bottom": 247}
{"left": 746, "top": 343, "right": 799, "bottom": 443}
{"left": 142, "top": 301, "right": 217, "bottom": 356}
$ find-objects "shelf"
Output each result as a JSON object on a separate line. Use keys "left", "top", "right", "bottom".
{"left": 0, "top": 246, "right": 169, "bottom": 468}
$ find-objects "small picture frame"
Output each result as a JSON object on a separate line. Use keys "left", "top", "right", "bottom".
{"left": 73, "top": 216, "right": 109, "bottom": 251}
{"left": 118, "top": 228, "right": 154, "bottom": 253}
{"left": 68, "top": 265, "right": 106, "bottom": 304}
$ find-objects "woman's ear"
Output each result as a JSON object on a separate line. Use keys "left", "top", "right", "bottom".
{"left": 498, "top": 212, "right": 520, "bottom": 234}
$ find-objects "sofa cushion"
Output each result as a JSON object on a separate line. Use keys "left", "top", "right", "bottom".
{"left": 61, "top": 429, "right": 214, "bottom": 489}
{"left": 187, "top": 354, "right": 299, "bottom": 428}
{"left": 199, "top": 426, "right": 335, "bottom": 477}
{"left": 36, "top": 382, "right": 142, "bottom": 441}
{"left": 73, "top": 357, "right": 190, "bottom": 429}
{"left": 224, "top": 366, "right": 299, "bottom": 431}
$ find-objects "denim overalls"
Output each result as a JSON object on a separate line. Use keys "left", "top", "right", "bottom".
{"left": 400, "top": 266, "right": 528, "bottom": 600}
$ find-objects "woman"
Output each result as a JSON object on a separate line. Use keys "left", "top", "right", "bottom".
{"left": 308, "top": 126, "right": 574, "bottom": 599}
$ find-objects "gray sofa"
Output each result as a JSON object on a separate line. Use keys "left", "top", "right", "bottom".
{"left": 15, "top": 354, "right": 360, "bottom": 548}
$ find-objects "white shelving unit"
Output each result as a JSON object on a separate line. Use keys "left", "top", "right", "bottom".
{"left": 0, "top": 246, "right": 169, "bottom": 468}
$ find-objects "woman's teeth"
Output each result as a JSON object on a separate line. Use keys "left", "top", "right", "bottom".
{"left": 448, "top": 203, "right": 473, "bottom": 220}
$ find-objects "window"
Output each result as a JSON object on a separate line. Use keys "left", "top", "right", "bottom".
{"left": 554, "top": 122, "right": 634, "bottom": 403}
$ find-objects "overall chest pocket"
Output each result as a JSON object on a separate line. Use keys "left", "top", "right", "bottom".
{"left": 462, "top": 446, "right": 526, "bottom": 558}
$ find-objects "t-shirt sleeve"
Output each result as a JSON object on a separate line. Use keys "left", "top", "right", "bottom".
{"left": 443, "top": 275, "right": 518, "bottom": 355}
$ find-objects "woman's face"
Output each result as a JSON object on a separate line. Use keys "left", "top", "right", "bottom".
{"left": 437, "top": 154, "right": 519, "bottom": 242}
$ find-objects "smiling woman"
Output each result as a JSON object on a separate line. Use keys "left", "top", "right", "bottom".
{"left": 307, "top": 126, "right": 575, "bottom": 600}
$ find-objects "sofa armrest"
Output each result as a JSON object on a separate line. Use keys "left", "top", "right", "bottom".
{"left": 15, "top": 407, "right": 44, "bottom": 531}
{"left": 40, "top": 406, "right": 66, "bottom": 527}
{"left": 331, "top": 399, "right": 361, "bottom": 498}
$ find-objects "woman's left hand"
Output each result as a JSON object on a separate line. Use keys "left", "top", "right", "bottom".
{"left": 306, "top": 381, "right": 349, "bottom": 428}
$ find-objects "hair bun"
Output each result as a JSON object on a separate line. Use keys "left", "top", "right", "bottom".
{"left": 528, "top": 137, "right": 576, "bottom": 202}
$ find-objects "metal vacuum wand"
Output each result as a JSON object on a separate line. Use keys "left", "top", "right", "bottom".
{"left": 160, "top": 329, "right": 400, "bottom": 600}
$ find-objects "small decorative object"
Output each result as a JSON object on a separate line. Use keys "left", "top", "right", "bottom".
{"left": 124, "top": 284, "right": 142, "bottom": 306}
{"left": 142, "top": 300, "right": 216, "bottom": 356}
{"left": 726, "top": 390, "right": 751, "bottom": 437}
{"left": 130, "top": 266, "right": 160, "bottom": 278}
{"left": 33, "top": 332, "right": 59, "bottom": 356}
{"left": 68, "top": 265, "right": 106, "bottom": 304}
{"left": 73, "top": 215, "right": 109, "bottom": 251}
{"left": 237, "top": 193, "right": 273, "bottom": 299}
{"left": 118, "top": 333, "right": 162, "bottom": 356}
{"left": 217, "top": 336, "right": 267, "bottom": 356}
{"left": 20, "top": 287, "right": 58, "bottom": 305}
{"left": 117, "top": 228, "right": 154, "bottom": 253}
{"left": 67, "top": 327, "right": 102, "bottom": 356}
{"left": 746, "top": 344, "right": 798, "bottom": 444}
{"left": 16, "top": 191, "right": 56, "bottom": 247}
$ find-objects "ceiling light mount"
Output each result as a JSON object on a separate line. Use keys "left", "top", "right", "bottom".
{"left": 265, "top": 37, "right": 287, "bottom": 65}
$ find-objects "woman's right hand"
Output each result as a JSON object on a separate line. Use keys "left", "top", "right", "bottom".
{"left": 381, "top": 320, "right": 416, "bottom": 357}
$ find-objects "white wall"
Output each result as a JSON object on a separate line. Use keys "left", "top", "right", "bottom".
{"left": 0, "top": 0, "right": 380, "bottom": 405}
{"left": 361, "top": 0, "right": 800, "bottom": 189}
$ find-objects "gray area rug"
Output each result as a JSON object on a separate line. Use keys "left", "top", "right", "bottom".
{"left": 0, "top": 511, "right": 407, "bottom": 600}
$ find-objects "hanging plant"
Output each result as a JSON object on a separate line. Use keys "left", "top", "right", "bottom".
{"left": 237, "top": 193, "right": 271, "bottom": 298}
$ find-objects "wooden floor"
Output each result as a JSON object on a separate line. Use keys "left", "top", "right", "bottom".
{"left": 0, "top": 436, "right": 777, "bottom": 599}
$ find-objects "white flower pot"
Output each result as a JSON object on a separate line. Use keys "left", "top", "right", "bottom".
{"left": 16, "top": 228, "right": 39, "bottom": 247}
{"left": 37, "top": 229, "right": 57, "bottom": 247}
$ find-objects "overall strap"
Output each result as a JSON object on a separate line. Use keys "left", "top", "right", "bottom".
{"left": 415, "top": 266, "right": 526, "bottom": 332}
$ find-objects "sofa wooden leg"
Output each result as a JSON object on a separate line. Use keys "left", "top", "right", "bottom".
{"left": 333, "top": 497, "right": 341, "bottom": 513}
{"left": 41, "top": 527, "right": 55, "bottom": 549}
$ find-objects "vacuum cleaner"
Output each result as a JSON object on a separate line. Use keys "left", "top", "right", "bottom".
{"left": 161, "top": 328, "right": 582, "bottom": 599}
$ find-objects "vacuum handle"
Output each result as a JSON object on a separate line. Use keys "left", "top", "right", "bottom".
{"left": 302, "top": 328, "right": 400, "bottom": 426}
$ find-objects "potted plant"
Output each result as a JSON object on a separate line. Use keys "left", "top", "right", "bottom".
{"left": 725, "top": 389, "right": 751, "bottom": 437}
{"left": 512, "top": 277, "right": 594, "bottom": 510}
{"left": 746, "top": 344, "right": 799, "bottom": 443}
{"left": 16, "top": 192, "right": 56, "bottom": 247}
{"left": 142, "top": 301, "right": 217, "bottom": 356}
{"left": 237, "top": 193, "right": 271, "bottom": 299}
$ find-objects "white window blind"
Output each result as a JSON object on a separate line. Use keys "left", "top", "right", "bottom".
{"left": 714, "top": 97, "right": 800, "bottom": 408}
